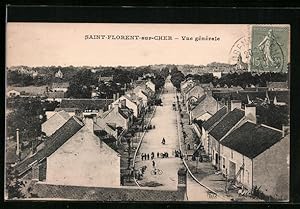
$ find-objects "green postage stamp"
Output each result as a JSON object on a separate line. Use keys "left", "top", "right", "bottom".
{"left": 250, "top": 25, "right": 290, "bottom": 73}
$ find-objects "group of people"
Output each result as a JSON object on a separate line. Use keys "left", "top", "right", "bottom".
{"left": 141, "top": 152, "right": 156, "bottom": 161}
{"left": 141, "top": 151, "right": 170, "bottom": 161}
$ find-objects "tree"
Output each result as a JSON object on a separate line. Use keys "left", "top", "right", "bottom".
{"left": 257, "top": 104, "right": 289, "bottom": 129}
{"left": 6, "top": 166, "right": 25, "bottom": 199}
{"left": 6, "top": 97, "right": 46, "bottom": 140}
{"left": 170, "top": 67, "right": 185, "bottom": 89}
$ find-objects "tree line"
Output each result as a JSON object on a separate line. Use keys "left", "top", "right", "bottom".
{"left": 186, "top": 72, "right": 288, "bottom": 88}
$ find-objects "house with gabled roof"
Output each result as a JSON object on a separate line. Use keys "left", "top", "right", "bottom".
{"left": 201, "top": 106, "right": 228, "bottom": 154}
{"left": 185, "top": 85, "right": 205, "bottom": 109}
{"left": 181, "top": 82, "right": 196, "bottom": 102}
{"left": 96, "top": 102, "right": 133, "bottom": 133}
{"left": 42, "top": 110, "right": 71, "bottom": 136}
{"left": 7, "top": 89, "right": 21, "bottom": 98}
{"left": 207, "top": 101, "right": 257, "bottom": 169}
{"left": 59, "top": 98, "right": 113, "bottom": 117}
{"left": 15, "top": 116, "right": 84, "bottom": 177}
{"left": 44, "top": 91, "right": 65, "bottom": 102}
{"left": 189, "top": 94, "right": 219, "bottom": 122}
{"left": 146, "top": 80, "right": 156, "bottom": 92}
{"left": 45, "top": 118, "right": 120, "bottom": 187}
{"left": 219, "top": 122, "right": 289, "bottom": 200}
{"left": 50, "top": 82, "right": 69, "bottom": 92}
{"left": 15, "top": 116, "right": 121, "bottom": 188}
{"left": 131, "top": 86, "right": 150, "bottom": 108}
{"left": 112, "top": 94, "right": 143, "bottom": 118}
{"left": 180, "top": 79, "right": 195, "bottom": 92}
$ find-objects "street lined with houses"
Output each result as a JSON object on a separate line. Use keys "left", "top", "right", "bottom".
{"left": 6, "top": 66, "right": 290, "bottom": 202}
{"left": 134, "top": 77, "right": 182, "bottom": 190}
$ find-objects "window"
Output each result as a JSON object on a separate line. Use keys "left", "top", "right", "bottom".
{"left": 231, "top": 150, "right": 233, "bottom": 159}
{"left": 222, "top": 157, "right": 225, "bottom": 169}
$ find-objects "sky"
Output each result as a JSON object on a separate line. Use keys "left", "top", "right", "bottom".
{"left": 6, "top": 23, "right": 251, "bottom": 67}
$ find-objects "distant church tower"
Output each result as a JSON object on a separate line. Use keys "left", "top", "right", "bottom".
{"left": 55, "top": 69, "right": 63, "bottom": 78}
{"left": 235, "top": 53, "right": 248, "bottom": 71}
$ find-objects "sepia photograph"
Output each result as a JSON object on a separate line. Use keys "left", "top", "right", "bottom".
{"left": 5, "top": 23, "right": 290, "bottom": 202}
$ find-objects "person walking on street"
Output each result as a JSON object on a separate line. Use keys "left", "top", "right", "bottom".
{"left": 157, "top": 152, "right": 160, "bottom": 158}
{"left": 147, "top": 153, "right": 150, "bottom": 160}
{"left": 152, "top": 160, "right": 156, "bottom": 168}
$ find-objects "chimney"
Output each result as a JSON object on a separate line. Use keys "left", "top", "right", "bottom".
{"left": 113, "top": 93, "right": 116, "bottom": 101}
{"left": 16, "top": 128, "right": 20, "bottom": 157}
{"left": 114, "top": 102, "right": 119, "bottom": 113}
{"left": 245, "top": 104, "right": 257, "bottom": 124}
{"left": 230, "top": 100, "right": 242, "bottom": 111}
{"left": 116, "top": 92, "right": 120, "bottom": 99}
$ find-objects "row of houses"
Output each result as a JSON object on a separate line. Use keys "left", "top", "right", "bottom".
{"left": 180, "top": 79, "right": 289, "bottom": 200}
{"left": 181, "top": 79, "right": 289, "bottom": 124}
{"left": 11, "top": 79, "right": 156, "bottom": 189}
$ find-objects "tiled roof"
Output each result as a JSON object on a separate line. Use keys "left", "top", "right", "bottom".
{"left": 212, "top": 91, "right": 267, "bottom": 104}
{"left": 221, "top": 122, "right": 283, "bottom": 159}
{"left": 101, "top": 106, "right": 129, "bottom": 120}
{"left": 15, "top": 116, "right": 84, "bottom": 175}
{"left": 42, "top": 111, "right": 71, "bottom": 136}
{"left": 186, "top": 85, "right": 205, "bottom": 98}
{"left": 191, "top": 94, "right": 218, "bottom": 120}
{"left": 209, "top": 108, "right": 245, "bottom": 141}
{"left": 60, "top": 99, "right": 113, "bottom": 111}
{"left": 202, "top": 106, "right": 227, "bottom": 130}
{"left": 32, "top": 183, "right": 185, "bottom": 201}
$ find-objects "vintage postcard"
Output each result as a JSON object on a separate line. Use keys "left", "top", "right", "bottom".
{"left": 5, "top": 23, "right": 290, "bottom": 202}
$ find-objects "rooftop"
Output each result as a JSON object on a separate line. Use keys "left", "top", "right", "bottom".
{"left": 32, "top": 182, "right": 184, "bottom": 201}
{"left": 209, "top": 108, "right": 245, "bottom": 141}
{"left": 15, "top": 116, "right": 84, "bottom": 175}
{"left": 191, "top": 94, "right": 218, "bottom": 119}
{"left": 221, "top": 122, "right": 283, "bottom": 159}
{"left": 202, "top": 106, "right": 228, "bottom": 130}
{"left": 60, "top": 98, "right": 113, "bottom": 111}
